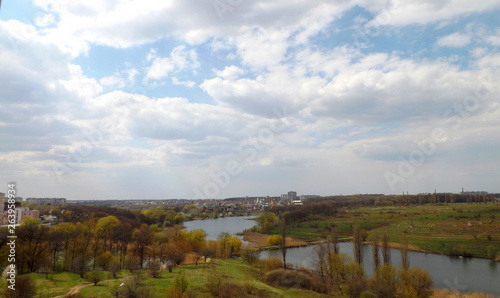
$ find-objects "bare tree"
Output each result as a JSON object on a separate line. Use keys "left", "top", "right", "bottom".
{"left": 329, "top": 227, "right": 339, "bottom": 255}
{"left": 382, "top": 233, "right": 391, "bottom": 265}
{"left": 372, "top": 234, "right": 380, "bottom": 269}
{"left": 279, "top": 214, "right": 287, "bottom": 268}
{"left": 400, "top": 236, "right": 409, "bottom": 269}
{"left": 353, "top": 228, "right": 363, "bottom": 264}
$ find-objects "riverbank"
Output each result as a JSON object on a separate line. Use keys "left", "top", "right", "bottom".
{"left": 265, "top": 204, "right": 500, "bottom": 260}
{"left": 240, "top": 230, "right": 311, "bottom": 250}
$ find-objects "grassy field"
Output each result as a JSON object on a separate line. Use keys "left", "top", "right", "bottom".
{"left": 4, "top": 260, "right": 327, "bottom": 297}
{"left": 269, "top": 203, "right": 500, "bottom": 259}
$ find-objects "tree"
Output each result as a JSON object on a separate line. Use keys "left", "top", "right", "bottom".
{"left": 328, "top": 228, "right": 340, "bottom": 254}
{"left": 200, "top": 240, "right": 217, "bottom": 263}
{"left": 372, "top": 263, "right": 398, "bottom": 297}
{"left": 400, "top": 236, "right": 410, "bottom": 269}
{"left": 148, "top": 259, "right": 162, "bottom": 278}
{"left": 257, "top": 212, "right": 276, "bottom": 233}
{"left": 398, "top": 267, "right": 433, "bottom": 298}
{"left": 372, "top": 235, "right": 380, "bottom": 269}
{"left": 47, "top": 225, "right": 66, "bottom": 272}
{"left": 382, "top": 233, "right": 391, "bottom": 264}
{"left": 186, "top": 229, "right": 206, "bottom": 265}
{"left": 132, "top": 224, "right": 154, "bottom": 268}
{"left": 353, "top": 228, "right": 363, "bottom": 264}
{"left": 85, "top": 270, "right": 105, "bottom": 286}
{"left": 241, "top": 248, "right": 260, "bottom": 265}
{"left": 345, "top": 261, "right": 367, "bottom": 298}
{"left": 17, "top": 217, "right": 49, "bottom": 273}
{"left": 279, "top": 214, "right": 288, "bottom": 268}
{"left": 96, "top": 215, "right": 120, "bottom": 251}
{"left": 217, "top": 233, "right": 242, "bottom": 258}
{"left": 96, "top": 250, "right": 113, "bottom": 270}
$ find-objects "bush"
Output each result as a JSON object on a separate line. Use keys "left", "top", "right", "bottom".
{"left": 266, "top": 235, "right": 283, "bottom": 246}
{"left": 173, "top": 274, "right": 189, "bottom": 294}
{"left": 5, "top": 275, "right": 35, "bottom": 298}
{"left": 241, "top": 248, "right": 260, "bottom": 265}
{"left": 148, "top": 259, "right": 162, "bottom": 278}
{"left": 218, "top": 284, "right": 244, "bottom": 298}
{"left": 84, "top": 270, "right": 106, "bottom": 286}
{"left": 360, "top": 290, "right": 378, "bottom": 298}
{"left": 261, "top": 257, "right": 284, "bottom": 272}
{"left": 265, "top": 269, "right": 312, "bottom": 289}
{"left": 205, "top": 270, "right": 223, "bottom": 296}
{"left": 398, "top": 267, "right": 433, "bottom": 298}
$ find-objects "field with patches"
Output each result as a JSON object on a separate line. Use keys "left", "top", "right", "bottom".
{"left": 270, "top": 203, "right": 500, "bottom": 259}
{"left": 1, "top": 260, "right": 328, "bottom": 298}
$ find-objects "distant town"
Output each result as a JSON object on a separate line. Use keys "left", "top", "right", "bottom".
{"left": 1, "top": 190, "right": 499, "bottom": 226}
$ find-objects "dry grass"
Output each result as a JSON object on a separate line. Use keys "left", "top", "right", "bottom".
{"left": 433, "top": 289, "right": 497, "bottom": 298}
{"left": 241, "top": 230, "right": 307, "bottom": 248}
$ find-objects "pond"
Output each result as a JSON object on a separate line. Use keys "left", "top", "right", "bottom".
{"left": 185, "top": 216, "right": 500, "bottom": 295}
{"left": 183, "top": 215, "right": 256, "bottom": 244}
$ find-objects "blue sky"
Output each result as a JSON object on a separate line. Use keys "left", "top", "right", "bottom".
{"left": 1, "top": 0, "right": 499, "bottom": 200}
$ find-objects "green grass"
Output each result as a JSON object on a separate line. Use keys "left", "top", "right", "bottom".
{"left": 74, "top": 259, "right": 329, "bottom": 298}
{"left": 24, "top": 272, "right": 87, "bottom": 297}
{"left": 270, "top": 203, "right": 500, "bottom": 259}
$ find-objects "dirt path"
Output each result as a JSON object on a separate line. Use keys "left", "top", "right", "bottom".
{"left": 53, "top": 282, "right": 91, "bottom": 298}
{"left": 54, "top": 276, "right": 133, "bottom": 298}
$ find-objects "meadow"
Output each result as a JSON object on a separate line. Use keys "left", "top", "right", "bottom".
{"left": 269, "top": 203, "right": 500, "bottom": 259}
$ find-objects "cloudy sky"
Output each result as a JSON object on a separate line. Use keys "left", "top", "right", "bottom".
{"left": 1, "top": 0, "right": 499, "bottom": 200}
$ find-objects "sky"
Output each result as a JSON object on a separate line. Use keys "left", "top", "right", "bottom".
{"left": 0, "top": 0, "right": 499, "bottom": 200}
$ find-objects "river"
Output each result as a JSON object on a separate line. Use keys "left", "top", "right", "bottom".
{"left": 184, "top": 216, "right": 500, "bottom": 296}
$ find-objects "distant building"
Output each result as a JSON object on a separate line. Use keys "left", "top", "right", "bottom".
{"left": 16, "top": 207, "right": 40, "bottom": 223}
{"left": 288, "top": 191, "right": 297, "bottom": 201}
{"left": 0, "top": 206, "right": 40, "bottom": 225}
{"left": 26, "top": 197, "right": 67, "bottom": 205}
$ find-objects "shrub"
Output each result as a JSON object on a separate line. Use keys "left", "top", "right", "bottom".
{"left": 266, "top": 235, "right": 283, "bottom": 246}
{"left": 205, "top": 270, "right": 223, "bottom": 296}
{"left": 148, "top": 259, "right": 162, "bottom": 278}
{"left": 5, "top": 275, "right": 35, "bottom": 298}
{"left": 218, "top": 284, "right": 244, "bottom": 298}
{"left": 398, "top": 267, "right": 433, "bottom": 298}
{"left": 241, "top": 248, "right": 260, "bottom": 265}
{"left": 84, "top": 270, "right": 106, "bottom": 286}
{"left": 173, "top": 274, "right": 189, "bottom": 294}
{"left": 360, "top": 290, "right": 378, "bottom": 298}
{"left": 261, "top": 257, "right": 284, "bottom": 272}
{"left": 265, "top": 269, "right": 312, "bottom": 289}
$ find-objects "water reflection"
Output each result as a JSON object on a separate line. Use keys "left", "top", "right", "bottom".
{"left": 261, "top": 243, "right": 500, "bottom": 296}
{"left": 183, "top": 215, "right": 256, "bottom": 244}
{"left": 184, "top": 216, "right": 500, "bottom": 296}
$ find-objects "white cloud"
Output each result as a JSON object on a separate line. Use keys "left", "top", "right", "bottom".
{"left": 172, "top": 77, "right": 196, "bottom": 88}
{"left": 437, "top": 32, "right": 471, "bottom": 47}
{"left": 214, "top": 65, "right": 245, "bottom": 80}
{"left": 146, "top": 45, "right": 200, "bottom": 81}
{"left": 366, "top": 0, "right": 500, "bottom": 27}
{"left": 486, "top": 29, "right": 500, "bottom": 46}
{"left": 2, "top": 0, "right": 500, "bottom": 199}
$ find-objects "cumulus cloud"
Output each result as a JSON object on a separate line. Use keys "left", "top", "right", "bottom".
{"left": 1, "top": 0, "right": 499, "bottom": 199}
{"left": 437, "top": 32, "right": 471, "bottom": 47}
{"left": 145, "top": 45, "right": 200, "bottom": 81}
